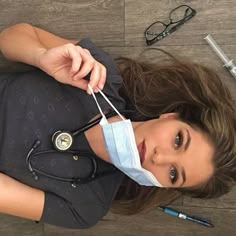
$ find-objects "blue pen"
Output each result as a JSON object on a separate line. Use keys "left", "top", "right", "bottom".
{"left": 159, "top": 206, "right": 214, "bottom": 228}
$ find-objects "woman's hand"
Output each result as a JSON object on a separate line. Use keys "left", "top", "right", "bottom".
{"left": 0, "top": 23, "right": 106, "bottom": 94}
{"left": 38, "top": 43, "right": 106, "bottom": 94}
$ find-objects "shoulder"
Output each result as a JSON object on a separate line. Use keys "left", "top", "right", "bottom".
{"left": 77, "top": 38, "right": 119, "bottom": 76}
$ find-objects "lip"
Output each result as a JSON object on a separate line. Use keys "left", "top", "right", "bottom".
{"left": 137, "top": 140, "right": 146, "bottom": 165}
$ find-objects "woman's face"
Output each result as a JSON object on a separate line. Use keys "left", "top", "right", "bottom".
{"left": 133, "top": 113, "right": 214, "bottom": 188}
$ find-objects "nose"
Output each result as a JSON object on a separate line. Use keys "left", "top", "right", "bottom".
{"left": 152, "top": 146, "right": 175, "bottom": 166}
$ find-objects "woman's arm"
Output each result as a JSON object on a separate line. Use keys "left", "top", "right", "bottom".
{"left": 0, "top": 23, "right": 76, "bottom": 67}
{"left": 0, "top": 23, "right": 106, "bottom": 93}
{"left": 0, "top": 173, "right": 44, "bottom": 221}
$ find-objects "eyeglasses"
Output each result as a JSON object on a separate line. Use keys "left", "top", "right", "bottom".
{"left": 144, "top": 5, "right": 196, "bottom": 46}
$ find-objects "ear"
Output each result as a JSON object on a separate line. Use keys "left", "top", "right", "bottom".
{"left": 159, "top": 112, "right": 179, "bottom": 120}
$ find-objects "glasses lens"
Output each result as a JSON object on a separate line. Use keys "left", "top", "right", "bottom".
{"left": 145, "top": 22, "right": 166, "bottom": 41}
{"left": 170, "top": 5, "right": 193, "bottom": 23}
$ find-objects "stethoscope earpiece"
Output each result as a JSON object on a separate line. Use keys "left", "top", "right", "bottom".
{"left": 52, "top": 130, "right": 73, "bottom": 151}
{"left": 31, "top": 171, "right": 39, "bottom": 181}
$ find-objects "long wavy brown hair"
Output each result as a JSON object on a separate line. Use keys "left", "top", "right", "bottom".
{"left": 110, "top": 54, "right": 236, "bottom": 215}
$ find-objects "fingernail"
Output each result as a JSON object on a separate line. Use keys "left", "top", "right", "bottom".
{"left": 98, "top": 84, "right": 104, "bottom": 90}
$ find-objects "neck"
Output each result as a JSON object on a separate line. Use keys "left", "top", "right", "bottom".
{"left": 85, "top": 116, "right": 143, "bottom": 163}
{"left": 84, "top": 115, "right": 121, "bottom": 163}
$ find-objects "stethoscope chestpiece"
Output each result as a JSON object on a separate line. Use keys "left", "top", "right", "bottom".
{"left": 52, "top": 130, "right": 73, "bottom": 151}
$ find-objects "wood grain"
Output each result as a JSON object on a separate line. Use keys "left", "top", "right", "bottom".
{"left": 0, "top": 0, "right": 125, "bottom": 47}
{"left": 0, "top": 213, "right": 43, "bottom": 236}
{"left": 0, "top": 0, "right": 235, "bottom": 235}
{"left": 44, "top": 206, "right": 236, "bottom": 235}
{"left": 125, "top": 0, "right": 236, "bottom": 46}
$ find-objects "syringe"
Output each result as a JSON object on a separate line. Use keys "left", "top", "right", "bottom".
{"left": 204, "top": 34, "right": 236, "bottom": 79}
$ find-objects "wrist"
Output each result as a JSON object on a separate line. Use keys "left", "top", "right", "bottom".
{"left": 34, "top": 47, "right": 47, "bottom": 70}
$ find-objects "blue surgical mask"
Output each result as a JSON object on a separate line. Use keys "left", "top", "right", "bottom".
{"left": 88, "top": 85, "right": 163, "bottom": 187}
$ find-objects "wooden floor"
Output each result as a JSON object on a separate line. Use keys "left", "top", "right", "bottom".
{"left": 0, "top": 0, "right": 236, "bottom": 235}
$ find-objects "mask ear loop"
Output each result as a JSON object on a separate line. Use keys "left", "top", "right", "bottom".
{"left": 88, "top": 85, "right": 125, "bottom": 121}
{"left": 97, "top": 88, "right": 125, "bottom": 121}
{"left": 88, "top": 85, "right": 107, "bottom": 123}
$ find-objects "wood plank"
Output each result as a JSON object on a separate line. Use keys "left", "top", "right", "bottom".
{"left": 44, "top": 207, "right": 236, "bottom": 235}
{"left": 0, "top": 213, "right": 43, "bottom": 236}
{"left": 0, "top": 0, "right": 236, "bottom": 235}
{"left": 125, "top": 0, "right": 236, "bottom": 46}
{"left": 0, "top": 0, "right": 124, "bottom": 47}
{"left": 184, "top": 187, "right": 236, "bottom": 209}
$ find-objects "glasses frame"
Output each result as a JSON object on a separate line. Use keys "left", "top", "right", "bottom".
{"left": 144, "top": 5, "right": 197, "bottom": 46}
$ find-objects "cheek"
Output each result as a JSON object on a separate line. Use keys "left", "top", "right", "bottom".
{"left": 143, "top": 163, "right": 169, "bottom": 186}
{"left": 150, "top": 122, "right": 173, "bottom": 140}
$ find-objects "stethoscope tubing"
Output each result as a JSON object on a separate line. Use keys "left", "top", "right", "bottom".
{"left": 52, "top": 111, "right": 119, "bottom": 151}
{"left": 25, "top": 110, "right": 132, "bottom": 186}
{"left": 27, "top": 148, "right": 97, "bottom": 183}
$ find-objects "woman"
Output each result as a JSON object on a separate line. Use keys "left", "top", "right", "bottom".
{"left": 0, "top": 23, "right": 235, "bottom": 229}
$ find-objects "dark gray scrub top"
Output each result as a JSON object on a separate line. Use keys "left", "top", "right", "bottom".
{"left": 0, "top": 39, "right": 125, "bottom": 229}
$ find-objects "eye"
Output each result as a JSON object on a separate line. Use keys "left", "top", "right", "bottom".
{"left": 169, "top": 166, "right": 178, "bottom": 184}
{"left": 174, "top": 131, "right": 183, "bottom": 149}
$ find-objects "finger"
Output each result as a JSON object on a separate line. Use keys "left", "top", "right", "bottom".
{"left": 65, "top": 44, "right": 83, "bottom": 78}
{"left": 82, "top": 49, "right": 106, "bottom": 90}
{"left": 83, "top": 48, "right": 91, "bottom": 55}
{"left": 97, "top": 63, "right": 106, "bottom": 90}
{"left": 73, "top": 47, "right": 97, "bottom": 80}
{"left": 87, "top": 62, "right": 101, "bottom": 94}
{"left": 70, "top": 56, "right": 82, "bottom": 78}
{"left": 71, "top": 78, "right": 89, "bottom": 91}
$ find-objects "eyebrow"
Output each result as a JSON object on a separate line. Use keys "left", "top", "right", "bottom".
{"left": 179, "top": 167, "right": 186, "bottom": 187}
{"left": 180, "top": 130, "right": 190, "bottom": 186}
{"left": 184, "top": 129, "right": 191, "bottom": 151}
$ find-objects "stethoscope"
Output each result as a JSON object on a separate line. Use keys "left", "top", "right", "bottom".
{"left": 25, "top": 111, "right": 119, "bottom": 187}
